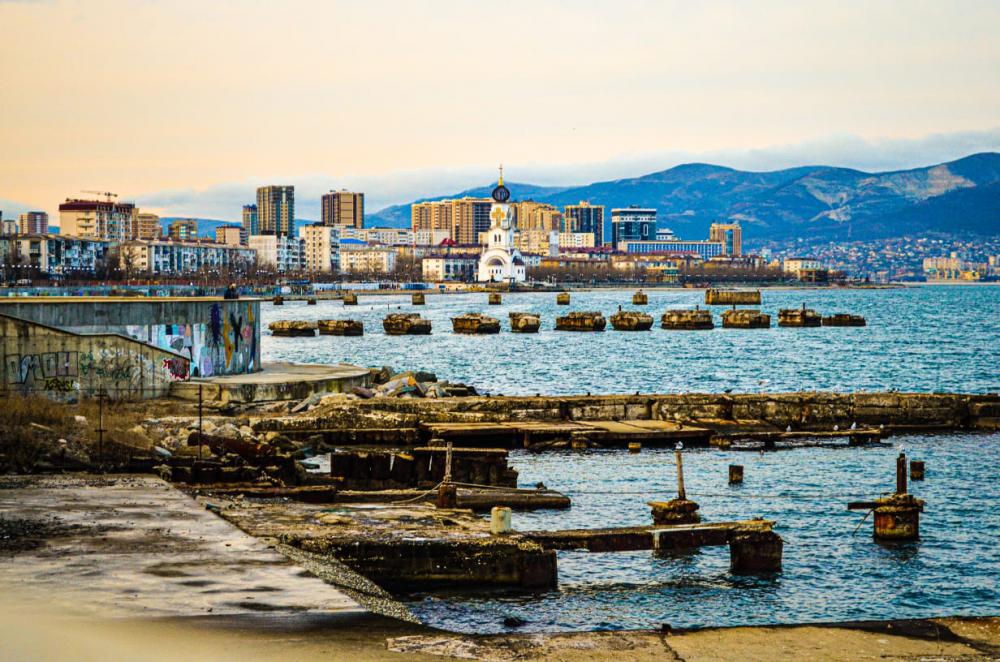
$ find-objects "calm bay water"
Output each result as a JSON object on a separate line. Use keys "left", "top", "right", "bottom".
{"left": 272, "top": 286, "right": 1000, "bottom": 632}
{"left": 261, "top": 285, "right": 1000, "bottom": 395}
{"left": 408, "top": 434, "right": 1000, "bottom": 633}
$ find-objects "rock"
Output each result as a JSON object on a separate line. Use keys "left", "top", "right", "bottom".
{"left": 239, "top": 425, "right": 255, "bottom": 438}
{"left": 73, "top": 415, "right": 88, "bottom": 426}
{"left": 153, "top": 446, "right": 172, "bottom": 458}
{"left": 413, "top": 370, "right": 437, "bottom": 383}
{"left": 214, "top": 423, "right": 241, "bottom": 439}
{"left": 503, "top": 616, "right": 528, "bottom": 628}
{"left": 374, "top": 366, "right": 395, "bottom": 384}
{"left": 126, "top": 424, "right": 153, "bottom": 446}
{"left": 291, "top": 394, "right": 321, "bottom": 413}
{"left": 351, "top": 386, "right": 375, "bottom": 399}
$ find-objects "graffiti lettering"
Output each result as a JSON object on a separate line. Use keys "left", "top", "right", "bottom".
{"left": 4, "top": 352, "right": 79, "bottom": 385}
{"left": 44, "top": 377, "right": 76, "bottom": 392}
{"left": 162, "top": 358, "right": 189, "bottom": 381}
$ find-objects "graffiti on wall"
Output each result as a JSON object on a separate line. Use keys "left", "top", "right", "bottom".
{"left": 163, "top": 357, "right": 189, "bottom": 381}
{"left": 5, "top": 351, "right": 79, "bottom": 389}
{"left": 125, "top": 301, "right": 257, "bottom": 378}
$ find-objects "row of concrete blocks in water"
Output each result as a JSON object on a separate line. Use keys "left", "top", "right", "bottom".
{"left": 268, "top": 308, "right": 866, "bottom": 336}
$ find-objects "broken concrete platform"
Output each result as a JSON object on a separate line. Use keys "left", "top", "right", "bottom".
{"left": 0, "top": 474, "right": 365, "bottom": 619}
{"left": 171, "top": 361, "right": 371, "bottom": 405}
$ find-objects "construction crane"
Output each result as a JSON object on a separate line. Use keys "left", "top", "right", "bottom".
{"left": 81, "top": 190, "right": 118, "bottom": 202}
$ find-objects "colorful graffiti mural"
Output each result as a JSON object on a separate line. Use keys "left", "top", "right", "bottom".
{"left": 124, "top": 301, "right": 258, "bottom": 378}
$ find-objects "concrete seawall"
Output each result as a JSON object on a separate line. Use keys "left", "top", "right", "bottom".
{"left": 255, "top": 391, "right": 1000, "bottom": 435}
{"left": 0, "top": 313, "right": 189, "bottom": 399}
{"left": 0, "top": 297, "right": 260, "bottom": 378}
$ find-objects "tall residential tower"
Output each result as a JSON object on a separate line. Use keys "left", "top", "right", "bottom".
{"left": 256, "top": 186, "right": 294, "bottom": 236}
{"left": 321, "top": 190, "right": 364, "bottom": 228}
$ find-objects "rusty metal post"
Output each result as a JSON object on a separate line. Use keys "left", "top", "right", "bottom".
{"left": 729, "top": 464, "right": 744, "bottom": 484}
{"left": 444, "top": 442, "right": 453, "bottom": 484}
{"left": 198, "top": 384, "right": 204, "bottom": 460}
{"left": 896, "top": 451, "right": 907, "bottom": 495}
{"left": 675, "top": 449, "right": 686, "bottom": 500}
{"left": 97, "top": 390, "right": 105, "bottom": 467}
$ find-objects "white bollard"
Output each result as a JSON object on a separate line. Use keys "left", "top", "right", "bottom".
{"left": 490, "top": 506, "right": 512, "bottom": 535}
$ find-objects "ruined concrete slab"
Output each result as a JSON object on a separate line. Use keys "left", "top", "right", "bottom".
{"left": 172, "top": 360, "right": 371, "bottom": 404}
{"left": 0, "top": 474, "right": 365, "bottom": 619}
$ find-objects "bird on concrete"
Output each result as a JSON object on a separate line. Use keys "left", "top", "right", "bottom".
{"left": 851, "top": 421, "right": 857, "bottom": 430}
{"left": 786, "top": 424, "right": 792, "bottom": 432}
{"left": 834, "top": 424, "right": 840, "bottom": 431}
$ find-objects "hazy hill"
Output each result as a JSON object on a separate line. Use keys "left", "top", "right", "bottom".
{"left": 367, "top": 153, "right": 1000, "bottom": 240}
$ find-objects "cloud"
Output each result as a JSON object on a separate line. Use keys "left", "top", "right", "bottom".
{"left": 130, "top": 128, "right": 1000, "bottom": 219}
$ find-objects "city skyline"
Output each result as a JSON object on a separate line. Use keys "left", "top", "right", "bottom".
{"left": 2, "top": 0, "right": 999, "bottom": 221}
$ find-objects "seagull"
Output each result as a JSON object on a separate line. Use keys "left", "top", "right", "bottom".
{"left": 675, "top": 441, "right": 684, "bottom": 450}
{"left": 834, "top": 424, "right": 839, "bottom": 431}
{"left": 851, "top": 421, "right": 857, "bottom": 430}
{"left": 786, "top": 424, "right": 792, "bottom": 432}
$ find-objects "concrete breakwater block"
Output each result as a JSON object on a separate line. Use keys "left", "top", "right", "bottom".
{"left": 452, "top": 313, "right": 501, "bottom": 334}
{"left": 556, "top": 292, "right": 571, "bottom": 305}
{"left": 823, "top": 313, "right": 867, "bottom": 327}
{"left": 489, "top": 293, "right": 502, "bottom": 305}
{"left": 632, "top": 290, "right": 648, "bottom": 305}
{"left": 706, "top": 289, "right": 761, "bottom": 305}
{"left": 383, "top": 313, "right": 432, "bottom": 335}
{"left": 610, "top": 310, "right": 653, "bottom": 331}
{"left": 555, "top": 311, "right": 606, "bottom": 332}
{"left": 721, "top": 309, "right": 771, "bottom": 329}
{"left": 318, "top": 319, "right": 364, "bottom": 336}
{"left": 268, "top": 320, "right": 317, "bottom": 337}
{"left": 778, "top": 308, "right": 822, "bottom": 327}
{"left": 411, "top": 292, "right": 425, "bottom": 305}
{"left": 342, "top": 291, "right": 358, "bottom": 305}
{"left": 661, "top": 309, "right": 714, "bottom": 330}
{"left": 509, "top": 312, "right": 541, "bottom": 333}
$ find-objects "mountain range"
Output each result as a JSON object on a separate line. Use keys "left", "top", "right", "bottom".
{"left": 367, "top": 153, "right": 1000, "bottom": 242}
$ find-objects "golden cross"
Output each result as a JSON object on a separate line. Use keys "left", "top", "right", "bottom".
{"left": 491, "top": 206, "right": 506, "bottom": 224}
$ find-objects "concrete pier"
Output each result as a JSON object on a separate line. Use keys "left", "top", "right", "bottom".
{"left": 778, "top": 307, "right": 822, "bottom": 327}
{"left": 318, "top": 319, "right": 364, "bottom": 336}
{"left": 268, "top": 320, "right": 317, "bottom": 337}
{"left": 489, "top": 293, "right": 502, "bottom": 305}
{"left": 509, "top": 312, "right": 541, "bottom": 333}
{"left": 729, "top": 530, "right": 784, "bottom": 572}
{"left": 556, "top": 292, "right": 571, "bottom": 305}
{"left": 632, "top": 290, "right": 649, "bottom": 305}
{"left": 661, "top": 308, "right": 714, "bottom": 330}
{"left": 342, "top": 291, "right": 358, "bottom": 305}
{"left": 382, "top": 313, "right": 432, "bottom": 335}
{"left": 411, "top": 292, "right": 425, "bottom": 305}
{"left": 452, "top": 313, "right": 501, "bottom": 334}
{"left": 555, "top": 311, "right": 606, "bottom": 331}
{"left": 722, "top": 309, "right": 771, "bottom": 329}
{"left": 706, "top": 289, "right": 761, "bottom": 305}
{"left": 610, "top": 310, "right": 654, "bottom": 331}
{"left": 823, "top": 313, "right": 867, "bottom": 327}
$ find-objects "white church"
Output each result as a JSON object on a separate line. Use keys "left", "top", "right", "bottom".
{"left": 477, "top": 168, "right": 527, "bottom": 284}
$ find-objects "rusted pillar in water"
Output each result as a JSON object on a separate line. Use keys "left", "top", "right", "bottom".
{"left": 648, "top": 447, "right": 700, "bottom": 524}
{"left": 729, "top": 464, "right": 744, "bottom": 484}
{"left": 729, "top": 530, "right": 783, "bottom": 573}
{"left": 849, "top": 451, "right": 925, "bottom": 541}
{"left": 910, "top": 460, "right": 925, "bottom": 481}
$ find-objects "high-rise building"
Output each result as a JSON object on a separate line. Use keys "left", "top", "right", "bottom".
{"left": 321, "top": 190, "right": 364, "bottom": 228}
{"left": 59, "top": 198, "right": 137, "bottom": 242}
{"left": 610, "top": 206, "right": 656, "bottom": 249}
{"left": 256, "top": 186, "right": 295, "bottom": 236}
{"left": 168, "top": 219, "right": 198, "bottom": 242}
{"left": 515, "top": 201, "right": 563, "bottom": 232}
{"left": 18, "top": 211, "right": 48, "bottom": 235}
{"left": 133, "top": 212, "right": 162, "bottom": 240}
{"left": 709, "top": 222, "right": 742, "bottom": 256}
{"left": 242, "top": 204, "right": 259, "bottom": 236}
{"left": 564, "top": 202, "right": 605, "bottom": 246}
{"left": 451, "top": 198, "right": 492, "bottom": 244}
{"left": 302, "top": 224, "right": 340, "bottom": 273}
{"left": 411, "top": 201, "right": 453, "bottom": 238}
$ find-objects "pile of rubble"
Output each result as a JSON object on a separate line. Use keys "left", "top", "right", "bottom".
{"left": 358, "top": 366, "right": 478, "bottom": 400}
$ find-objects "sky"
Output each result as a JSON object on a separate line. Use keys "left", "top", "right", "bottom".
{"left": 1, "top": 0, "right": 999, "bottom": 224}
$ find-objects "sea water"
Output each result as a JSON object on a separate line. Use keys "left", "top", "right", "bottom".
{"left": 261, "top": 285, "right": 1000, "bottom": 395}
